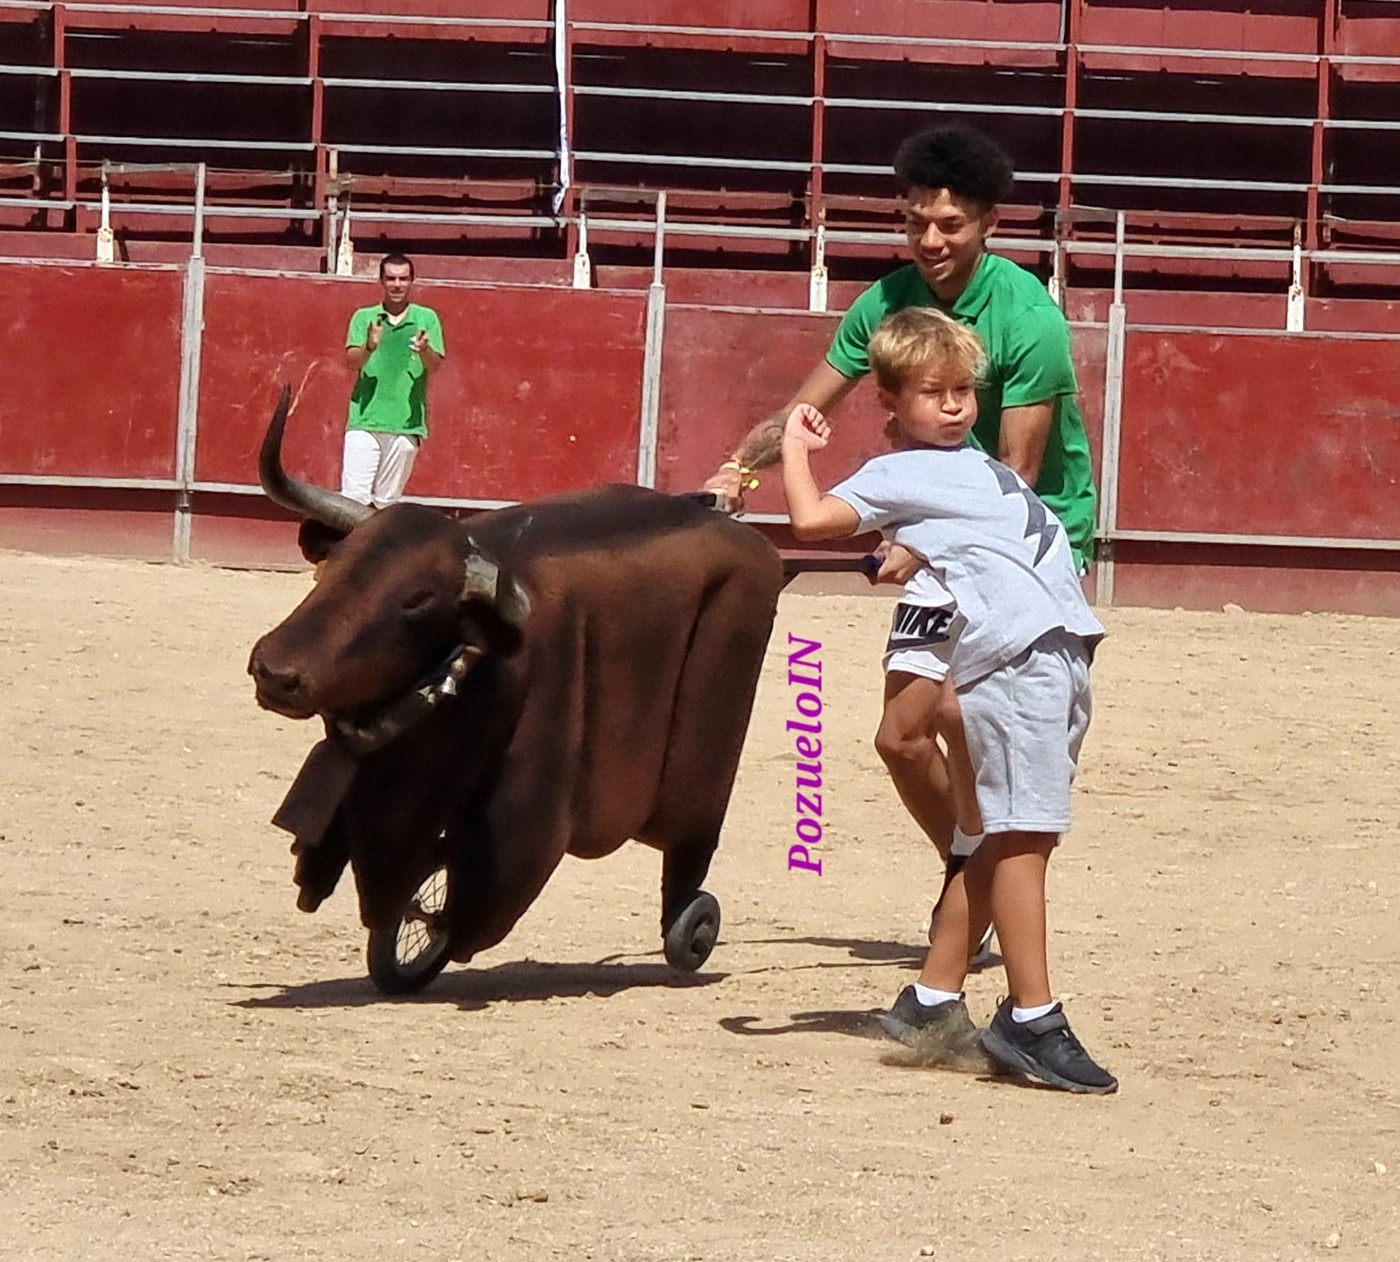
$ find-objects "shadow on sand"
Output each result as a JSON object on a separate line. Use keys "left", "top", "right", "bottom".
{"left": 234, "top": 958, "right": 725, "bottom": 1012}
{"left": 231, "top": 932, "right": 1000, "bottom": 1029}
{"left": 736, "top": 934, "right": 924, "bottom": 967}
{"left": 728, "top": 933, "right": 1002, "bottom": 975}
{"left": 712, "top": 931, "right": 1005, "bottom": 1050}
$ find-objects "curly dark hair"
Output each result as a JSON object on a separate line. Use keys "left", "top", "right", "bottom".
{"left": 893, "top": 124, "right": 1016, "bottom": 208}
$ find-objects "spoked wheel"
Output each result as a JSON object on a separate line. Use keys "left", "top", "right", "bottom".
{"left": 662, "top": 889, "right": 721, "bottom": 971}
{"left": 366, "top": 864, "right": 454, "bottom": 995}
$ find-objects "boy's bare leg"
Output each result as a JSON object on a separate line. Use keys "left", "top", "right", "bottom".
{"left": 874, "top": 673, "right": 955, "bottom": 861}
{"left": 984, "top": 831, "right": 1056, "bottom": 1008}
{"left": 879, "top": 861, "right": 1000, "bottom": 1072}
{"left": 932, "top": 681, "right": 996, "bottom": 956}
{"left": 977, "top": 831, "right": 1118, "bottom": 1093}
{"left": 918, "top": 865, "right": 973, "bottom": 994}
{"left": 919, "top": 833, "right": 997, "bottom": 993}
{"left": 877, "top": 675, "right": 993, "bottom": 961}
{"left": 936, "top": 680, "right": 983, "bottom": 837}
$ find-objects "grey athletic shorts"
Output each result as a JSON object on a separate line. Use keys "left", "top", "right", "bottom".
{"left": 955, "top": 627, "right": 1094, "bottom": 843}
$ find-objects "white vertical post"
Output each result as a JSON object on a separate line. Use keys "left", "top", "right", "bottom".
{"left": 335, "top": 198, "right": 355, "bottom": 276}
{"left": 1048, "top": 236, "right": 1064, "bottom": 307}
{"left": 572, "top": 203, "right": 592, "bottom": 288}
{"left": 96, "top": 164, "right": 115, "bottom": 263}
{"left": 550, "top": 0, "right": 571, "bottom": 215}
{"left": 192, "top": 161, "right": 206, "bottom": 259}
{"left": 1095, "top": 211, "right": 1127, "bottom": 607}
{"left": 325, "top": 147, "right": 340, "bottom": 274}
{"left": 636, "top": 193, "right": 667, "bottom": 488}
{"left": 808, "top": 222, "right": 828, "bottom": 312}
{"left": 173, "top": 252, "right": 206, "bottom": 562}
{"left": 173, "top": 162, "right": 210, "bottom": 558}
{"left": 1287, "top": 220, "right": 1306, "bottom": 332}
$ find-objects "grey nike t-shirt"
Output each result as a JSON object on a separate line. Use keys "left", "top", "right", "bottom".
{"left": 830, "top": 445, "right": 1104, "bottom": 687}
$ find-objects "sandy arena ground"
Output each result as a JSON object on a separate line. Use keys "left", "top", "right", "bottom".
{"left": 1, "top": 548, "right": 1397, "bottom": 1262}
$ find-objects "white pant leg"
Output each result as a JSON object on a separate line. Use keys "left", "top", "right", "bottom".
{"left": 369, "top": 434, "right": 420, "bottom": 507}
{"left": 340, "top": 429, "right": 382, "bottom": 505}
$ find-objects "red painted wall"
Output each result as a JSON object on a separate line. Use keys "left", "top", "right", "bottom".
{"left": 1107, "top": 542, "right": 1400, "bottom": 619}
{"left": 653, "top": 306, "right": 889, "bottom": 514}
{"left": 6, "top": 260, "right": 1400, "bottom": 615}
{"left": 1117, "top": 331, "right": 1400, "bottom": 540}
{"left": 655, "top": 305, "right": 1109, "bottom": 511}
{"left": 196, "top": 273, "right": 648, "bottom": 502}
{"left": 1, "top": 264, "right": 183, "bottom": 480}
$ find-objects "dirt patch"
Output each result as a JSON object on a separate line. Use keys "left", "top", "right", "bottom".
{"left": 1, "top": 550, "right": 1397, "bottom": 1261}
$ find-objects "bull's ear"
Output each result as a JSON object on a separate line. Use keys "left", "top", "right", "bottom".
{"left": 298, "top": 518, "right": 348, "bottom": 565}
{"left": 460, "top": 546, "right": 530, "bottom": 631}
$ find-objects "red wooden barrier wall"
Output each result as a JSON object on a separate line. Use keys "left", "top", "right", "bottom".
{"left": 4, "top": 259, "right": 1400, "bottom": 614}
{"left": 2, "top": 265, "right": 183, "bottom": 480}
{"left": 196, "top": 274, "right": 648, "bottom": 503}
{"left": 1117, "top": 332, "right": 1400, "bottom": 540}
{"left": 654, "top": 306, "right": 889, "bottom": 514}
{"left": 655, "top": 307, "right": 1108, "bottom": 514}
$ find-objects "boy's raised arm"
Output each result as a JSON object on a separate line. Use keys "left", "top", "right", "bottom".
{"left": 780, "top": 404, "right": 861, "bottom": 542}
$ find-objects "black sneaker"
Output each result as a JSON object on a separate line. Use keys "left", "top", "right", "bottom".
{"left": 877, "top": 987, "right": 1001, "bottom": 1074}
{"left": 982, "top": 998, "right": 1118, "bottom": 1094}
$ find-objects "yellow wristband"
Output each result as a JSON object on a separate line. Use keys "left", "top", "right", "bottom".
{"left": 720, "top": 458, "right": 759, "bottom": 490}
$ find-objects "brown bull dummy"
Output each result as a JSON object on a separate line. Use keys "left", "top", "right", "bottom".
{"left": 248, "top": 387, "right": 783, "bottom": 990}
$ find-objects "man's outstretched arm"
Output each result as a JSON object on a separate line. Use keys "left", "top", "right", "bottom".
{"left": 702, "top": 360, "right": 859, "bottom": 510}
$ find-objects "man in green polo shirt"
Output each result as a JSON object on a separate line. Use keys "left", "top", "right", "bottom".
{"left": 341, "top": 252, "right": 446, "bottom": 508}
{"left": 702, "top": 123, "right": 1098, "bottom": 897}
{"left": 704, "top": 124, "right": 1095, "bottom": 565}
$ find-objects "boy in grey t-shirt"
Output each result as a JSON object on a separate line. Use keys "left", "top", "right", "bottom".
{"left": 780, "top": 307, "right": 1116, "bottom": 1094}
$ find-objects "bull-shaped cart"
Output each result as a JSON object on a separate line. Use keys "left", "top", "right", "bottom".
{"left": 250, "top": 387, "right": 873, "bottom": 994}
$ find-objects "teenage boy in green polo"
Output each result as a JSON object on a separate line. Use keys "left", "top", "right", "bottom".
{"left": 703, "top": 124, "right": 1098, "bottom": 945}
{"left": 342, "top": 252, "right": 446, "bottom": 508}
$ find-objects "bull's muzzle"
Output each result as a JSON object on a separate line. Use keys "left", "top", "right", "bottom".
{"left": 248, "top": 641, "right": 317, "bottom": 720}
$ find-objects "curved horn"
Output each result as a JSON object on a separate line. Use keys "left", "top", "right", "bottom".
{"left": 259, "top": 384, "right": 374, "bottom": 533}
{"left": 460, "top": 550, "right": 500, "bottom": 603}
{"left": 460, "top": 539, "right": 531, "bottom": 626}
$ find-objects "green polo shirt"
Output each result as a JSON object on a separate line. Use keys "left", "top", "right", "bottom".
{"left": 345, "top": 302, "right": 445, "bottom": 437}
{"left": 827, "top": 254, "right": 1097, "bottom": 567}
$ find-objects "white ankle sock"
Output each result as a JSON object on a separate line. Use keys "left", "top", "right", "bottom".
{"left": 914, "top": 983, "right": 961, "bottom": 1007}
{"left": 951, "top": 826, "right": 985, "bottom": 857}
{"left": 1012, "top": 1001, "right": 1057, "bottom": 1023}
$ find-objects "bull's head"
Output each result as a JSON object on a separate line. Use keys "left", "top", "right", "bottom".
{"left": 247, "top": 387, "right": 528, "bottom": 742}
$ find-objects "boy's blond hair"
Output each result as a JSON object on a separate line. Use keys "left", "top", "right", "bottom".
{"left": 867, "top": 307, "right": 987, "bottom": 393}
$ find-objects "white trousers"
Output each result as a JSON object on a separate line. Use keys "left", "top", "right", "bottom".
{"left": 341, "top": 430, "right": 420, "bottom": 508}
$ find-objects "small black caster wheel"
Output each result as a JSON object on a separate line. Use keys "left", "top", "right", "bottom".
{"left": 366, "top": 864, "right": 454, "bottom": 995}
{"left": 663, "top": 890, "right": 721, "bottom": 971}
